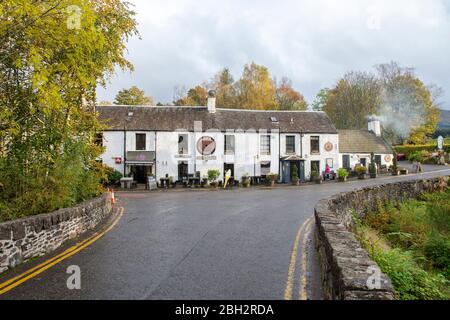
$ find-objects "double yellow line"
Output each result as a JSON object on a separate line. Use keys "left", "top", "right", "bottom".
{"left": 0, "top": 207, "right": 124, "bottom": 296}
{"left": 284, "top": 216, "right": 314, "bottom": 301}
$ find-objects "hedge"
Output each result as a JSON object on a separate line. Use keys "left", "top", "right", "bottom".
{"left": 394, "top": 144, "right": 450, "bottom": 157}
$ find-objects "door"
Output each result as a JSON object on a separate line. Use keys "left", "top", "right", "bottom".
{"left": 178, "top": 161, "right": 188, "bottom": 182}
{"left": 282, "top": 161, "right": 291, "bottom": 184}
{"left": 360, "top": 158, "right": 367, "bottom": 167}
{"left": 224, "top": 163, "right": 234, "bottom": 179}
{"left": 343, "top": 155, "right": 350, "bottom": 169}
{"left": 132, "top": 166, "right": 150, "bottom": 184}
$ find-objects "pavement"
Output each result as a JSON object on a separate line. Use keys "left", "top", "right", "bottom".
{"left": 0, "top": 163, "right": 449, "bottom": 300}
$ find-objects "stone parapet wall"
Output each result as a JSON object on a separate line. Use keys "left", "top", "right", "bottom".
{"left": 314, "top": 177, "right": 449, "bottom": 300}
{"left": 0, "top": 193, "right": 112, "bottom": 274}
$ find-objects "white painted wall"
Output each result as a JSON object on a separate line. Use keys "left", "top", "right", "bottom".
{"left": 339, "top": 153, "right": 394, "bottom": 169}
{"left": 102, "top": 129, "right": 341, "bottom": 183}
{"left": 102, "top": 131, "right": 125, "bottom": 174}
{"left": 302, "top": 134, "right": 340, "bottom": 179}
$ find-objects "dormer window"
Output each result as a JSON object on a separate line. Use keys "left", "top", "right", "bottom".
{"left": 270, "top": 117, "right": 278, "bottom": 123}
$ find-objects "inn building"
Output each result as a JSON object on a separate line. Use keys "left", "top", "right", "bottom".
{"left": 97, "top": 96, "right": 341, "bottom": 184}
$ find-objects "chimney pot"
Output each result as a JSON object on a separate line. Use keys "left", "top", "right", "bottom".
{"left": 207, "top": 90, "right": 216, "bottom": 113}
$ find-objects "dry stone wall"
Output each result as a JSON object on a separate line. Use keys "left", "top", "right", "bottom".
{"left": 314, "top": 177, "right": 449, "bottom": 300}
{"left": 0, "top": 193, "right": 112, "bottom": 274}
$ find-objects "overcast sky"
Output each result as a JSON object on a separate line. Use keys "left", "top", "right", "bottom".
{"left": 97, "top": 0, "right": 450, "bottom": 110}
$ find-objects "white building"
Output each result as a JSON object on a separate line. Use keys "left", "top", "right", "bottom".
{"left": 338, "top": 119, "right": 394, "bottom": 170}
{"left": 97, "top": 96, "right": 340, "bottom": 184}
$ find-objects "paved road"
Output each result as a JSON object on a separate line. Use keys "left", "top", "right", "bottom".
{"left": 1, "top": 165, "right": 449, "bottom": 300}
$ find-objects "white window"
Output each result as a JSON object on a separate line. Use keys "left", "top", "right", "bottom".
{"left": 260, "top": 135, "right": 271, "bottom": 155}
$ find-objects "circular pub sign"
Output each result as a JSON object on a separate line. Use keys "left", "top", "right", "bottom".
{"left": 324, "top": 142, "right": 333, "bottom": 152}
{"left": 385, "top": 155, "right": 392, "bottom": 162}
{"left": 197, "top": 136, "right": 216, "bottom": 156}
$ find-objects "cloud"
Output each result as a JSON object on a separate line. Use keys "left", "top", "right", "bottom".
{"left": 97, "top": 0, "right": 450, "bottom": 110}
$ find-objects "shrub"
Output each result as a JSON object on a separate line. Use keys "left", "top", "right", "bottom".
{"left": 373, "top": 248, "right": 447, "bottom": 300}
{"left": 424, "top": 232, "right": 450, "bottom": 276}
{"left": 106, "top": 167, "right": 123, "bottom": 186}
{"left": 337, "top": 168, "right": 349, "bottom": 179}
{"left": 207, "top": 169, "right": 220, "bottom": 183}
{"left": 291, "top": 165, "right": 299, "bottom": 183}
{"left": 394, "top": 144, "right": 450, "bottom": 158}
{"left": 266, "top": 173, "right": 278, "bottom": 184}
{"left": 355, "top": 166, "right": 367, "bottom": 175}
{"left": 241, "top": 174, "right": 251, "bottom": 188}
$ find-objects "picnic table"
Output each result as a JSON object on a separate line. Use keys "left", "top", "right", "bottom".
{"left": 120, "top": 177, "right": 133, "bottom": 189}
{"left": 159, "top": 178, "right": 170, "bottom": 189}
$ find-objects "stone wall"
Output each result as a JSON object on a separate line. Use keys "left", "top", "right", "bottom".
{"left": 314, "top": 177, "right": 449, "bottom": 300}
{"left": 0, "top": 193, "right": 112, "bottom": 274}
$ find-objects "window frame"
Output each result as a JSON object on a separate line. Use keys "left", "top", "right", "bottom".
{"left": 286, "top": 135, "right": 296, "bottom": 154}
{"left": 260, "top": 135, "right": 271, "bottom": 155}
{"left": 135, "top": 133, "right": 146, "bottom": 151}
{"left": 178, "top": 134, "right": 189, "bottom": 155}
{"left": 224, "top": 135, "right": 235, "bottom": 155}
{"left": 310, "top": 136, "right": 320, "bottom": 155}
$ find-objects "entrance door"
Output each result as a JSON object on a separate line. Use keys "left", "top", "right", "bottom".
{"left": 282, "top": 161, "right": 291, "bottom": 184}
{"left": 360, "top": 158, "right": 367, "bottom": 167}
{"left": 132, "top": 165, "right": 151, "bottom": 184}
{"left": 224, "top": 163, "right": 234, "bottom": 179}
{"left": 342, "top": 155, "right": 350, "bottom": 169}
{"left": 178, "top": 161, "right": 188, "bottom": 182}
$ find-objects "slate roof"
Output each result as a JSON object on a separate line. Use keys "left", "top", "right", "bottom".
{"left": 338, "top": 130, "right": 393, "bottom": 154}
{"left": 97, "top": 105, "right": 338, "bottom": 134}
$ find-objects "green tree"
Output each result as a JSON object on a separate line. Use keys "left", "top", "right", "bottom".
{"left": 0, "top": 0, "right": 138, "bottom": 221}
{"left": 311, "top": 88, "right": 331, "bottom": 111}
{"left": 276, "top": 77, "right": 308, "bottom": 110}
{"left": 236, "top": 62, "right": 278, "bottom": 110}
{"left": 114, "top": 86, "right": 153, "bottom": 105}
{"left": 209, "top": 68, "right": 237, "bottom": 108}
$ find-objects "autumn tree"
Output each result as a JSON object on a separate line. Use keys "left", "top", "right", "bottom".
{"left": 174, "top": 85, "right": 208, "bottom": 106}
{"left": 209, "top": 68, "right": 237, "bottom": 108}
{"left": 323, "top": 71, "right": 381, "bottom": 129}
{"left": 276, "top": 77, "right": 308, "bottom": 110}
{"left": 114, "top": 86, "right": 153, "bottom": 105}
{"left": 0, "top": 0, "right": 138, "bottom": 220}
{"left": 376, "top": 62, "right": 440, "bottom": 144}
{"left": 236, "top": 63, "right": 278, "bottom": 110}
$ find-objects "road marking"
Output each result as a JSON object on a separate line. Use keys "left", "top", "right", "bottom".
{"left": 299, "top": 218, "right": 314, "bottom": 300}
{"left": 284, "top": 216, "right": 313, "bottom": 300}
{"left": 0, "top": 207, "right": 124, "bottom": 296}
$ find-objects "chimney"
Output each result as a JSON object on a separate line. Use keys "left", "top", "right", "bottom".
{"left": 368, "top": 117, "right": 381, "bottom": 137}
{"left": 207, "top": 90, "right": 216, "bottom": 113}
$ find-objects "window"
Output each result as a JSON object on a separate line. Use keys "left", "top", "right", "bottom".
{"left": 178, "top": 134, "right": 188, "bottom": 155}
{"left": 375, "top": 155, "right": 382, "bottom": 166}
{"left": 310, "top": 136, "right": 320, "bottom": 154}
{"left": 260, "top": 135, "right": 271, "bottom": 155}
{"left": 136, "top": 133, "right": 146, "bottom": 151}
{"left": 326, "top": 158, "right": 334, "bottom": 168}
{"left": 342, "top": 155, "right": 350, "bottom": 169}
{"left": 261, "top": 162, "right": 271, "bottom": 176}
{"left": 286, "top": 136, "right": 295, "bottom": 154}
{"left": 311, "top": 161, "right": 320, "bottom": 173}
{"left": 224, "top": 135, "right": 235, "bottom": 155}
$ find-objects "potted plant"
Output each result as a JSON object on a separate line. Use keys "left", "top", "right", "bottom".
{"left": 242, "top": 174, "right": 251, "bottom": 188}
{"left": 355, "top": 165, "right": 367, "bottom": 179}
{"left": 266, "top": 173, "right": 278, "bottom": 187}
{"left": 369, "top": 152, "right": 377, "bottom": 179}
{"left": 207, "top": 169, "right": 220, "bottom": 188}
{"left": 310, "top": 170, "right": 323, "bottom": 184}
{"left": 291, "top": 164, "right": 300, "bottom": 186}
{"left": 391, "top": 152, "right": 399, "bottom": 176}
{"left": 337, "top": 168, "right": 349, "bottom": 182}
